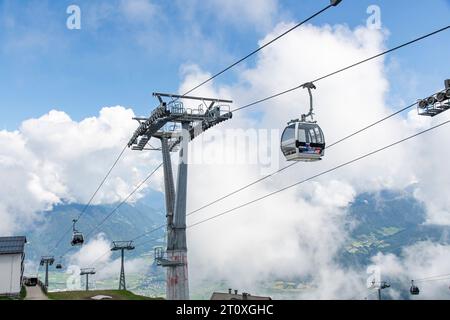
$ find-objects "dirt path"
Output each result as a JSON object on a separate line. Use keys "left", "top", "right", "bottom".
{"left": 25, "top": 285, "right": 49, "bottom": 300}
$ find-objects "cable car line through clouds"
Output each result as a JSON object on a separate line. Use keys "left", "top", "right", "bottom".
{"left": 187, "top": 119, "right": 450, "bottom": 229}
{"left": 97, "top": 99, "right": 421, "bottom": 248}
{"left": 42, "top": 0, "right": 341, "bottom": 258}
{"left": 179, "top": 1, "right": 341, "bottom": 99}
{"left": 55, "top": 79, "right": 447, "bottom": 266}
{"left": 81, "top": 94, "right": 448, "bottom": 266}
{"left": 231, "top": 24, "right": 450, "bottom": 113}
{"left": 48, "top": 143, "right": 129, "bottom": 254}
{"left": 47, "top": 23, "right": 449, "bottom": 257}
{"left": 83, "top": 235, "right": 166, "bottom": 273}
{"left": 38, "top": 5, "right": 450, "bottom": 297}
{"left": 64, "top": 23, "right": 450, "bottom": 251}
{"left": 57, "top": 163, "right": 164, "bottom": 259}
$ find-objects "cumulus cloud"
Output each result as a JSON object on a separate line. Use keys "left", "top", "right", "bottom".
{"left": 69, "top": 233, "right": 112, "bottom": 267}
{"left": 95, "top": 256, "right": 149, "bottom": 281}
{"left": 173, "top": 0, "right": 279, "bottom": 25}
{"left": 370, "top": 242, "right": 450, "bottom": 300}
{"left": 0, "top": 106, "right": 162, "bottom": 235}
{"left": 68, "top": 234, "right": 148, "bottom": 282}
{"left": 2, "top": 8, "right": 450, "bottom": 299}
{"left": 119, "top": 0, "right": 158, "bottom": 23}
{"left": 187, "top": 0, "right": 280, "bottom": 32}
{"left": 174, "top": 22, "right": 450, "bottom": 298}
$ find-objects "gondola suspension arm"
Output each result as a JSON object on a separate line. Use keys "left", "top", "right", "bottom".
{"left": 301, "top": 82, "right": 317, "bottom": 122}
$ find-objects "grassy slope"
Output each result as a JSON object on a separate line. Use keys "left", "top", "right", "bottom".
{"left": 47, "top": 290, "right": 162, "bottom": 300}
{"left": 0, "top": 286, "right": 27, "bottom": 300}
{"left": 20, "top": 286, "right": 27, "bottom": 299}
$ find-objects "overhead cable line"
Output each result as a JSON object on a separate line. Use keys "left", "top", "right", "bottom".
{"left": 51, "top": 0, "right": 341, "bottom": 265}
{"left": 77, "top": 144, "right": 130, "bottom": 222}
{"left": 416, "top": 276, "right": 450, "bottom": 284}
{"left": 84, "top": 163, "right": 163, "bottom": 238}
{"left": 52, "top": 24, "right": 449, "bottom": 259}
{"left": 83, "top": 235, "right": 166, "bottom": 272}
{"left": 58, "top": 163, "right": 163, "bottom": 259}
{"left": 132, "top": 224, "right": 165, "bottom": 242}
{"left": 78, "top": 113, "right": 448, "bottom": 271}
{"left": 58, "top": 25, "right": 450, "bottom": 250}
{"left": 123, "top": 95, "right": 438, "bottom": 242}
{"left": 186, "top": 101, "right": 418, "bottom": 217}
{"left": 180, "top": 1, "right": 340, "bottom": 98}
{"left": 187, "top": 119, "right": 450, "bottom": 229}
{"left": 232, "top": 25, "right": 450, "bottom": 113}
{"left": 414, "top": 273, "right": 450, "bottom": 283}
{"left": 48, "top": 143, "right": 129, "bottom": 253}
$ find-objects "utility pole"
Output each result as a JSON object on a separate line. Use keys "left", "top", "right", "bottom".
{"left": 128, "top": 92, "right": 233, "bottom": 300}
{"left": 40, "top": 256, "right": 54, "bottom": 290}
{"left": 80, "top": 268, "right": 96, "bottom": 291}
{"left": 111, "top": 241, "right": 135, "bottom": 290}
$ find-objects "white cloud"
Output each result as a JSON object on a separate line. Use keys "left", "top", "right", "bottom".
{"left": 199, "top": 0, "right": 280, "bottom": 31}
{"left": 95, "top": 256, "right": 148, "bottom": 281}
{"left": 2, "top": 9, "right": 450, "bottom": 299}
{"left": 371, "top": 242, "right": 450, "bottom": 299}
{"left": 174, "top": 22, "right": 450, "bottom": 298}
{"left": 0, "top": 106, "right": 162, "bottom": 235}
{"left": 69, "top": 233, "right": 112, "bottom": 267}
{"left": 68, "top": 234, "right": 148, "bottom": 282}
{"left": 120, "top": 0, "right": 158, "bottom": 23}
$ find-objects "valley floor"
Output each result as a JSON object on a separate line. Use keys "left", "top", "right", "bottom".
{"left": 47, "top": 290, "right": 162, "bottom": 300}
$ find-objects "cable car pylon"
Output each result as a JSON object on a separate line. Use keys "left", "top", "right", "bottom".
{"left": 128, "top": 92, "right": 233, "bottom": 300}
{"left": 418, "top": 79, "right": 450, "bottom": 117}
{"left": 111, "top": 241, "right": 135, "bottom": 290}
{"left": 80, "top": 268, "right": 96, "bottom": 291}
{"left": 39, "top": 256, "right": 55, "bottom": 290}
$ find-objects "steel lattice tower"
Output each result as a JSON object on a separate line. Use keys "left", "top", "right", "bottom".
{"left": 128, "top": 93, "right": 233, "bottom": 300}
{"left": 111, "top": 241, "right": 135, "bottom": 290}
{"left": 80, "top": 268, "right": 96, "bottom": 291}
{"left": 39, "top": 256, "right": 54, "bottom": 289}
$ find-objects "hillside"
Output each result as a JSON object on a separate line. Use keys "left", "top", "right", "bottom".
{"left": 23, "top": 188, "right": 450, "bottom": 299}
{"left": 25, "top": 191, "right": 166, "bottom": 261}
{"left": 342, "top": 189, "right": 450, "bottom": 266}
{"left": 47, "top": 290, "right": 162, "bottom": 300}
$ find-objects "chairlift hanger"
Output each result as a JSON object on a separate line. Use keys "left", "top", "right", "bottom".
{"left": 71, "top": 219, "right": 84, "bottom": 246}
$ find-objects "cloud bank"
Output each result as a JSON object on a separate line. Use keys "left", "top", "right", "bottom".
{"left": 2, "top": 4, "right": 450, "bottom": 299}
{"left": 0, "top": 106, "right": 162, "bottom": 234}
{"left": 68, "top": 234, "right": 148, "bottom": 284}
{"left": 177, "top": 23, "right": 450, "bottom": 298}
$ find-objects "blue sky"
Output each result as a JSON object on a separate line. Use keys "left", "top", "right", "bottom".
{"left": 0, "top": 0, "right": 449, "bottom": 129}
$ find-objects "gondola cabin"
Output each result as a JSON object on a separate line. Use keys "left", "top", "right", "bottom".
{"left": 281, "top": 121, "right": 325, "bottom": 162}
{"left": 410, "top": 281, "right": 420, "bottom": 295}
{"left": 71, "top": 219, "right": 84, "bottom": 246}
{"left": 71, "top": 232, "right": 84, "bottom": 246}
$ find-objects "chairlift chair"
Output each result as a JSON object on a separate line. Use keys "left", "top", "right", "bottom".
{"left": 410, "top": 280, "right": 420, "bottom": 295}
{"left": 71, "top": 219, "right": 84, "bottom": 246}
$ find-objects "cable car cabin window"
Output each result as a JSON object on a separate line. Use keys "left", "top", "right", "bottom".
{"left": 314, "top": 127, "right": 323, "bottom": 143}
{"left": 282, "top": 124, "right": 296, "bottom": 141}
{"left": 298, "top": 128, "right": 306, "bottom": 143}
{"left": 308, "top": 128, "right": 317, "bottom": 144}
{"left": 281, "top": 124, "right": 297, "bottom": 156}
